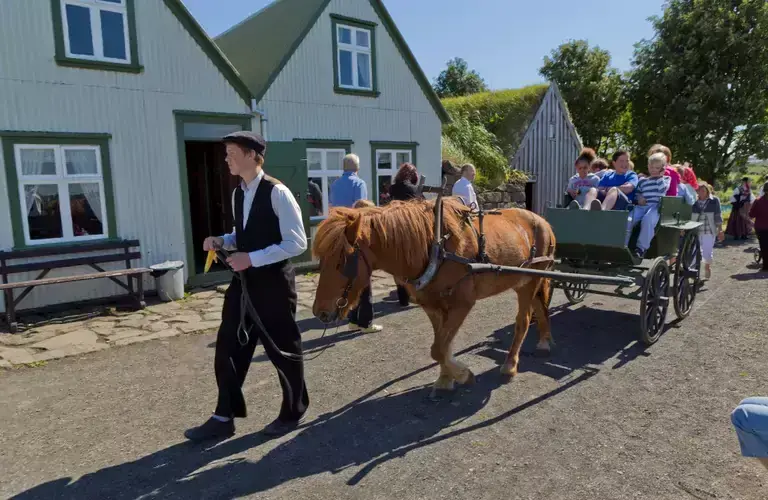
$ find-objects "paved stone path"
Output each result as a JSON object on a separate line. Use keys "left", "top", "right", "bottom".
{"left": 0, "top": 270, "right": 397, "bottom": 369}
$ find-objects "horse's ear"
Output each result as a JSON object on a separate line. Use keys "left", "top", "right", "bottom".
{"left": 345, "top": 213, "right": 363, "bottom": 245}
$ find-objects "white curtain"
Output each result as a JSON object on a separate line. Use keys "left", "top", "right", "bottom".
{"left": 19, "top": 149, "right": 54, "bottom": 215}
{"left": 65, "top": 150, "right": 103, "bottom": 230}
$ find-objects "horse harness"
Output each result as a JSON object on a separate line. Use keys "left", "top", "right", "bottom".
{"left": 423, "top": 200, "right": 555, "bottom": 297}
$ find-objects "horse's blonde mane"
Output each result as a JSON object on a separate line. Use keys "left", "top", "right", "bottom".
{"left": 312, "top": 198, "right": 470, "bottom": 270}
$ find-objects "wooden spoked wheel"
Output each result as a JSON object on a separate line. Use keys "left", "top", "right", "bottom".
{"left": 563, "top": 280, "right": 589, "bottom": 304}
{"left": 639, "top": 257, "right": 670, "bottom": 346}
{"left": 673, "top": 231, "right": 701, "bottom": 319}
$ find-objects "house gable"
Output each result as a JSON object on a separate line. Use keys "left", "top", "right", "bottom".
{"left": 216, "top": 0, "right": 450, "bottom": 123}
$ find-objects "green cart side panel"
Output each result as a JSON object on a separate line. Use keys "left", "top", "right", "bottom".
{"left": 545, "top": 196, "right": 699, "bottom": 264}
{"left": 545, "top": 206, "right": 635, "bottom": 264}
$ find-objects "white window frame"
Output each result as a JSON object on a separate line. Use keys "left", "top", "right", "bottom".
{"left": 60, "top": 0, "right": 131, "bottom": 64}
{"left": 14, "top": 144, "right": 109, "bottom": 246}
{"left": 375, "top": 149, "right": 413, "bottom": 206}
{"left": 336, "top": 23, "right": 373, "bottom": 91}
{"left": 307, "top": 148, "right": 346, "bottom": 222}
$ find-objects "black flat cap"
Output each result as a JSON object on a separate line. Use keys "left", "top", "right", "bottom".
{"left": 222, "top": 131, "right": 266, "bottom": 156}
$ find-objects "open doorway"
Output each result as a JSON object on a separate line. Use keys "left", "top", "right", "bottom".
{"left": 184, "top": 141, "right": 238, "bottom": 275}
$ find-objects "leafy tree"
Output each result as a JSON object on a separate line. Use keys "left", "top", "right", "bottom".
{"left": 627, "top": 0, "right": 768, "bottom": 183}
{"left": 441, "top": 114, "right": 508, "bottom": 188}
{"left": 433, "top": 57, "right": 488, "bottom": 98}
{"left": 539, "top": 40, "right": 626, "bottom": 155}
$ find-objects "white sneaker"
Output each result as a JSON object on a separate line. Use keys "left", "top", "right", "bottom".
{"left": 361, "top": 324, "right": 383, "bottom": 334}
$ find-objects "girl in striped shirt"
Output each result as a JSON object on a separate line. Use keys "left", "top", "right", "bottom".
{"left": 626, "top": 153, "right": 671, "bottom": 258}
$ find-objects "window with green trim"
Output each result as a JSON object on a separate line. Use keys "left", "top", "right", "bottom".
{"left": 373, "top": 145, "right": 416, "bottom": 206}
{"left": 331, "top": 15, "right": 378, "bottom": 96}
{"left": 3, "top": 137, "right": 116, "bottom": 246}
{"left": 52, "top": 0, "right": 141, "bottom": 71}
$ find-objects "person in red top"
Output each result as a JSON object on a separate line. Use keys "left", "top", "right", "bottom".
{"left": 648, "top": 144, "right": 680, "bottom": 196}
{"left": 749, "top": 182, "right": 768, "bottom": 272}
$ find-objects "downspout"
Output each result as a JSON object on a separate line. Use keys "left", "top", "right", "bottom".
{"left": 250, "top": 98, "right": 267, "bottom": 140}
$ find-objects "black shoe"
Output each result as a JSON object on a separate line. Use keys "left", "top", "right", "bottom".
{"left": 261, "top": 415, "right": 306, "bottom": 437}
{"left": 184, "top": 417, "right": 235, "bottom": 442}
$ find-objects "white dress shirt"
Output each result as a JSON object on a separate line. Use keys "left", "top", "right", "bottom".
{"left": 452, "top": 177, "right": 477, "bottom": 208}
{"left": 220, "top": 170, "right": 308, "bottom": 268}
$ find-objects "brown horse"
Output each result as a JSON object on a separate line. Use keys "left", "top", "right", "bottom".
{"left": 312, "top": 197, "right": 556, "bottom": 395}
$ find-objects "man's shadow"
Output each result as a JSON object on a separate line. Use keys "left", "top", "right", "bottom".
{"left": 12, "top": 345, "right": 596, "bottom": 500}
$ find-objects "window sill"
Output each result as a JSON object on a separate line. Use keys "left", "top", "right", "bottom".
{"left": 12, "top": 236, "right": 118, "bottom": 252}
{"left": 55, "top": 57, "right": 144, "bottom": 74}
{"left": 334, "top": 87, "right": 380, "bottom": 98}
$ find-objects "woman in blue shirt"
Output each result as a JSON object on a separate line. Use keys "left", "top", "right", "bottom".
{"left": 591, "top": 151, "right": 639, "bottom": 211}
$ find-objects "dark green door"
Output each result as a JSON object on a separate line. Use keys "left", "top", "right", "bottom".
{"left": 265, "top": 140, "right": 311, "bottom": 262}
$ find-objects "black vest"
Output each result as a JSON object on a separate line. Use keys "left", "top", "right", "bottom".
{"left": 234, "top": 175, "right": 291, "bottom": 273}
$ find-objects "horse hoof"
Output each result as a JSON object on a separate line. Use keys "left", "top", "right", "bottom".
{"left": 461, "top": 371, "right": 476, "bottom": 386}
{"left": 500, "top": 363, "right": 517, "bottom": 377}
{"left": 534, "top": 348, "right": 551, "bottom": 358}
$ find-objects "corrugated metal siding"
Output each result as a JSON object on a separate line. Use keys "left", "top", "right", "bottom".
{"left": 257, "top": 0, "right": 442, "bottom": 192}
{"left": 511, "top": 86, "right": 582, "bottom": 214}
{"left": 0, "top": 0, "right": 253, "bottom": 312}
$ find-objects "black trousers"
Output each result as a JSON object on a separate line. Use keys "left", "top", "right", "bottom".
{"left": 396, "top": 284, "right": 409, "bottom": 306}
{"left": 347, "top": 286, "right": 373, "bottom": 328}
{"left": 758, "top": 230, "right": 768, "bottom": 270}
{"left": 214, "top": 268, "right": 309, "bottom": 421}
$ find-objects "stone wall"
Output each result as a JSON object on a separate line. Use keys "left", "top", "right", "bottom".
{"left": 477, "top": 182, "right": 526, "bottom": 210}
{"left": 440, "top": 160, "right": 527, "bottom": 210}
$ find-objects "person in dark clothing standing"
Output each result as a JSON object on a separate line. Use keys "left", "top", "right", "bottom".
{"left": 184, "top": 131, "right": 309, "bottom": 442}
{"left": 749, "top": 182, "right": 768, "bottom": 272}
{"left": 388, "top": 163, "right": 423, "bottom": 306}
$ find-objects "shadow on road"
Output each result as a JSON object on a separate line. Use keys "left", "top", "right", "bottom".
{"left": 11, "top": 349, "right": 596, "bottom": 500}
{"left": 482, "top": 306, "right": 652, "bottom": 381}
{"left": 730, "top": 271, "right": 768, "bottom": 281}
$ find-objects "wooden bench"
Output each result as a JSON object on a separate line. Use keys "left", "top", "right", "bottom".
{"left": 0, "top": 240, "right": 151, "bottom": 333}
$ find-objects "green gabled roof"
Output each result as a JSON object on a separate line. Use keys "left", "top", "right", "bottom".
{"left": 214, "top": 0, "right": 451, "bottom": 124}
{"left": 162, "top": 0, "right": 253, "bottom": 105}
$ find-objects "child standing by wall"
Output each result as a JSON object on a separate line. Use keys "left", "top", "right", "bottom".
{"left": 627, "top": 153, "right": 671, "bottom": 258}
{"left": 692, "top": 182, "right": 724, "bottom": 280}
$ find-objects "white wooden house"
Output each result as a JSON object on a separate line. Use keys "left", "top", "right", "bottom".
{"left": 0, "top": 0, "right": 262, "bottom": 312}
{"left": 215, "top": 0, "right": 451, "bottom": 252}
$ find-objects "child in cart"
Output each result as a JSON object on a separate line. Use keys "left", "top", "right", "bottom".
{"left": 566, "top": 148, "right": 600, "bottom": 209}
{"left": 626, "top": 153, "right": 671, "bottom": 258}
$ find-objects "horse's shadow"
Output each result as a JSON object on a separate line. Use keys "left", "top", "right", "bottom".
{"left": 481, "top": 304, "right": 653, "bottom": 380}
{"left": 11, "top": 353, "right": 596, "bottom": 500}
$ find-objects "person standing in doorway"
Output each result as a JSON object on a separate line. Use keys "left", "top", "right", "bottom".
{"left": 329, "top": 153, "right": 367, "bottom": 209}
{"left": 185, "top": 131, "right": 309, "bottom": 442}
{"left": 452, "top": 164, "right": 478, "bottom": 209}
{"left": 389, "top": 162, "right": 424, "bottom": 306}
{"left": 330, "top": 155, "right": 383, "bottom": 333}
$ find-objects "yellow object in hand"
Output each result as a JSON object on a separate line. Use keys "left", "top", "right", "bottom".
{"left": 204, "top": 250, "right": 218, "bottom": 274}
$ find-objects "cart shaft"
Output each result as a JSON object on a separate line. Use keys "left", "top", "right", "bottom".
{"left": 467, "top": 263, "right": 637, "bottom": 286}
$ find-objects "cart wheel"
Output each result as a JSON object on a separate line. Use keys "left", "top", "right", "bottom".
{"left": 673, "top": 231, "right": 701, "bottom": 319}
{"left": 563, "top": 281, "right": 589, "bottom": 304}
{"left": 639, "top": 257, "right": 670, "bottom": 346}
{"left": 754, "top": 248, "right": 762, "bottom": 265}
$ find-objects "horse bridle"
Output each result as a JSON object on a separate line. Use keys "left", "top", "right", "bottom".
{"left": 335, "top": 243, "right": 372, "bottom": 312}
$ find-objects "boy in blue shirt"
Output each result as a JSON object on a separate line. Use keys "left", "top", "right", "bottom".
{"left": 591, "top": 151, "right": 638, "bottom": 211}
{"left": 626, "top": 153, "right": 671, "bottom": 258}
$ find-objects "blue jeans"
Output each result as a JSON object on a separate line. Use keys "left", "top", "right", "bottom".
{"left": 626, "top": 205, "right": 660, "bottom": 252}
{"left": 731, "top": 397, "right": 768, "bottom": 457}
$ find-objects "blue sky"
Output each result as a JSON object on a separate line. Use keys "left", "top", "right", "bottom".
{"left": 182, "top": 0, "right": 664, "bottom": 90}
